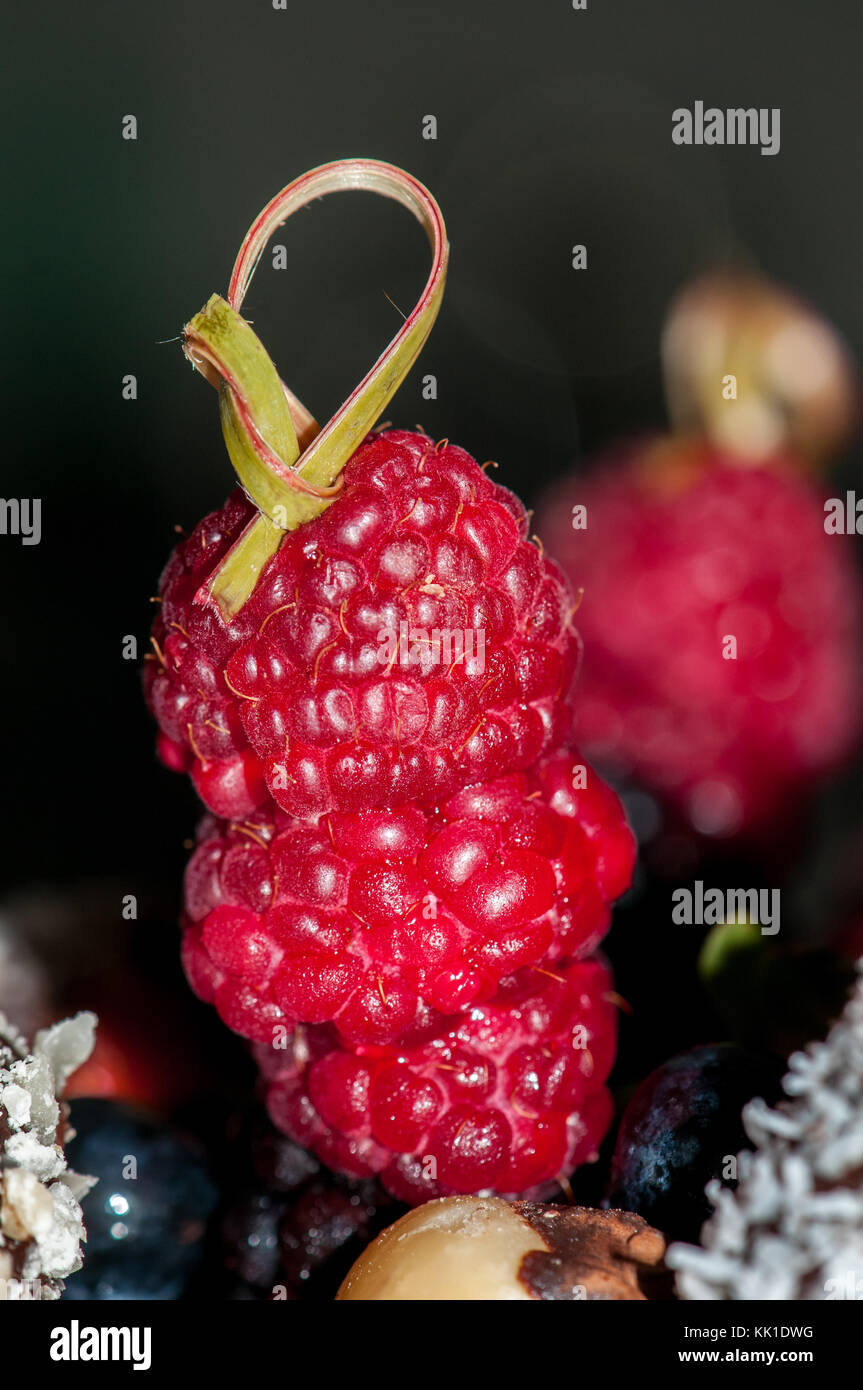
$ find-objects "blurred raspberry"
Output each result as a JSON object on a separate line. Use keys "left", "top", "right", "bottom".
{"left": 538, "top": 441, "right": 863, "bottom": 839}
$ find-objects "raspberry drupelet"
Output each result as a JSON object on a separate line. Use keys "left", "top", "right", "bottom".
{"left": 146, "top": 430, "right": 581, "bottom": 821}
{"left": 255, "top": 955, "right": 617, "bottom": 1201}
{"left": 180, "top": 749, "right": 635, "bottom": 1047}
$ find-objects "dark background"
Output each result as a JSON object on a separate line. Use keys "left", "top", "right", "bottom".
{"left": 3, "top": 0, "right": 862, "bottom": 936}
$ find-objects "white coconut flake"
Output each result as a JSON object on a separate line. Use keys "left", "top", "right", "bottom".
{"left": 2, "top": 1084, "right": 31, "bottom": 1129}
{"left": 668, "top": 965, "right": 863, "bottom": 1300}
{"left": 34, "top": 1013, "right": 97, "bottom": 1094}
{"left": 0, "top": 1011, "right": 97, "bottom": 1300}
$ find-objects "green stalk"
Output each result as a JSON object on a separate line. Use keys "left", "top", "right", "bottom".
{"left": 184, "top": 158, "right": 449, "bottom": 620}
{"left": 186, "top": 295, "right": 302, "bottom": 518}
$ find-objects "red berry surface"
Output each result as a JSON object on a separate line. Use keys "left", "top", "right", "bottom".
{"left": 146, "top": 429, "right": 580, "bottom": 820}
{"left": 255, "top": 955, "right": 617, "bottom": 1202}
{"left": 538, "top": 445, "right": 863, "bottom": 838}
{"left": 180, "top": 750, "right": 635, "bottom": 1047}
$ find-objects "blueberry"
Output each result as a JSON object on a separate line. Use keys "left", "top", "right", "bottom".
{"left": 607, "top": 1044, "right": 784, "bottom": 1243}
{"left": 62, "top": 1098, "right": 218, "bottom": 1300}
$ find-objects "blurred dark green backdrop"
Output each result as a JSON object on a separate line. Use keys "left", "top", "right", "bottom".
{"left": 3, "top": 0, "right": 862, "bottom": 897}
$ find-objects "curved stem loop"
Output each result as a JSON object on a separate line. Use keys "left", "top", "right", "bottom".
{"left": 185, "top": 158, "right": 449, "bottom": 619}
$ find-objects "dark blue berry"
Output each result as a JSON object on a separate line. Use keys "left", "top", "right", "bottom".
{"left": 62, "top": 1098, "right": 218, "bottom": 1300}
{"left": 607, "top": 1044, "right": 784, "bottom": 1243}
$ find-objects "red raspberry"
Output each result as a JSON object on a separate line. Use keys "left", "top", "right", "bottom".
{"left": 180, "top": 750, "right": 635, "bottom": 1047}
{"left": 538, "top": 444, "right": 863, "bottom": 839}
{"left": 146, "top": 429, "right": 580, "bottom": 821}
{"left": 255, "top": 955, "right": 617, "bottom": 1202}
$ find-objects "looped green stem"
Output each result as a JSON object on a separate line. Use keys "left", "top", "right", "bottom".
{"left": 184, "top": 158, "right": 449, "bottom": 619}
